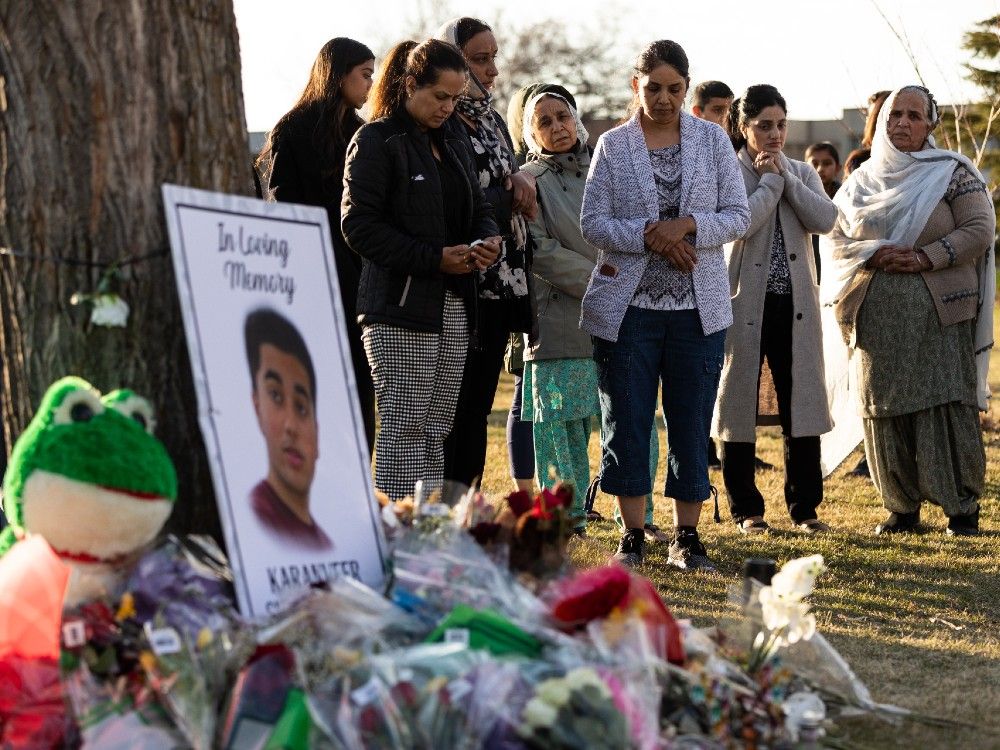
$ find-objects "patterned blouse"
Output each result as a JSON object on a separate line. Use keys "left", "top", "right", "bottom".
{"left": 632, "top": 144, "right": 696, "bottom": 310}
{"left": 767, "top": 213, "right": 792, "bottom": 295}
{"left": 463, "top": 112, "right": 530, "bottom": 303}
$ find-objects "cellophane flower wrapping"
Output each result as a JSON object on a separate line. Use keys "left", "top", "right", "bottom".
{"left": 390, "top": 521, "right": 544, "bottom": 630}
{"left": 126, "top": 535, "right": 252, "bottom": 749}
{"left": 0, "top": 656, "right": 67, "bottom": 749}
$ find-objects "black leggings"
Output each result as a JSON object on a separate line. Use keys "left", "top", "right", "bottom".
{"left": 443, "top": 300, "right": 510, "bottom": 487}
{"left": 721, "top": 293, "right": 823, "bottom": 523}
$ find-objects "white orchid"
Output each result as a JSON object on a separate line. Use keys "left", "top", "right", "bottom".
{"left": 748, "top": 555, "right": 826, "bottom": 673}
{"left": 769, "top": 554, "right": 826, "bottom": 602}
{"left": 759, "top": 587, "right": 817, "bottom": 645}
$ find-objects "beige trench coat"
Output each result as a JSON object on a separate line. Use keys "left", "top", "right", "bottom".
{"left": 712, "top": 150, "right": 837, "bottom": 442}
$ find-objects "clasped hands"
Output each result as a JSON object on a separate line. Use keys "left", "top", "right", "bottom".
{"left": 867, "top": 244, "right": 932, "bottom": 274}
{"left": 440, "top": 236, "right": 502, "bottom": 275}
{"left": 644, "top": 216, "right": 698, "bottom": 273}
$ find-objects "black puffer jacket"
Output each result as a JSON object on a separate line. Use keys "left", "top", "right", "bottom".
{"left": 342, "top": 109, "right": 499, "bottom": 333}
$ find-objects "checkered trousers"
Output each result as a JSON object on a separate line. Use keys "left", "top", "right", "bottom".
{"left": 362, "top": 290, "right": 468, "bottom": 500}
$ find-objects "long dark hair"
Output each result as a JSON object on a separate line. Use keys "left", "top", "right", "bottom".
{"left": 368, "top": 39, "right": 468, "bottom": 121}
{"left": 861, "top": 90, "right": 890, "bottom": 149}
{"left": 732, "top": 84, "right": 787, "bottom": 151}
{"left": 624, "top": 40, "right": 690, "bottom": 121}
{"left": 256, "top": 38, "right": 375, "bottom": 180}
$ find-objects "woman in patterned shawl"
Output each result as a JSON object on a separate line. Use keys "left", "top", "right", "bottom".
{"left": 435, "top": 17, "right": 538, "bottom": 495}
{"left": 822, "top": 86, "right": 995, "bottom": 537}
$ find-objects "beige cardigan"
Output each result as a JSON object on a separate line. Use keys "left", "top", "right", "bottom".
{"left": 833, "top": 165, "right": 995, "bottom": 343}
{"left": 713, "top": 150, "right": 838, "bottom": 442}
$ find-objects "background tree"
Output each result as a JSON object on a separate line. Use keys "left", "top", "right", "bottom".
{"left": 0, "top": 1, "right": 253, "bottom": 540}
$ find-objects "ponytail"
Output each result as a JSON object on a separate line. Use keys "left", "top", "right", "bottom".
{"left": 368, "top": 38, "right": 468, "bottom": 121}
{"left": 368, "top": 40, "right": 418, "bottom": 121}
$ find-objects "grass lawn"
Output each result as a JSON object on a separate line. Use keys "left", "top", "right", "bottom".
{"left": 474, "top": 318, "right": 1000, "bottom": 749}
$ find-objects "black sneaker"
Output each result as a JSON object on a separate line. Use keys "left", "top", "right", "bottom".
{"left": 667, "top": 530, "right": 717, "bottom": 572}
{"left": 612, "top": 528, "right": 645, "bottom": 568}
{"left": 946, "top": 506, "right": 979, "bottom": 537}
{"left": 874, "top": 509, "right": 920, "bottom": 535}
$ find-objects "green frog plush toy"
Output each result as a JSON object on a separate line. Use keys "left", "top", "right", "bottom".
{"left": 0, "top": 376, "right": 178, "bottom": 605}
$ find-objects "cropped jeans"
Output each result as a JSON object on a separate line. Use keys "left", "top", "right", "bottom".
{"left": 594, "top": 306, "right": 725, "bottom": 501}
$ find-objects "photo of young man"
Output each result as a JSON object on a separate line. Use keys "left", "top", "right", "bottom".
{"left": 244, "top": 307, "right": 331, "bottom": 550}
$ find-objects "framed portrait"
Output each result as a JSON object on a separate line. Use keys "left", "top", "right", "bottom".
{"left": 163, "top": 184, "right": 386, "bottom": 617}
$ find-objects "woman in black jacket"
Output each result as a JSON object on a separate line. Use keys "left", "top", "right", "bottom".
{"left": 257, "top": 37, "right": 377, "bottom": 451}
{"left": 342, "top": 39, "right": 501, "bottom": 501}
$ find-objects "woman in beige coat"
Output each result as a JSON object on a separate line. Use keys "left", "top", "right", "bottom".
{"left": 714, "top": 85, "right": 837, "bottom": 534}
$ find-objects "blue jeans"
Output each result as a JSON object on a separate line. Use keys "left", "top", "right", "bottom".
{"left": 594, "top": 307, "right": 725, "bottom": 501}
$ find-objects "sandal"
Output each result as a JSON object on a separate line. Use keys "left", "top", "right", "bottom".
{"left": 796, "top": 518, "right": 831, "bottom": 534}
{"left": 643, "top": 522, "right": 671, "bottom": 543}
{"left": 738, "top": 518, "right": 770, "bottom": 535}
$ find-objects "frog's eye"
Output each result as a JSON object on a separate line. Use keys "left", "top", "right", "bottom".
{"left": 53, "top": 389, "right": 105, "bottom": 426}
{"left": 111, "top": 395, "right": 156, "bottom": 435}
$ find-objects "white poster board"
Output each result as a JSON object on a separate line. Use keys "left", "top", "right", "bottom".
{"left": 162, "top": 184, "right": 386, "bottom": 617}
{"left": 820, "top": 305, "right": 864, "bottom": 477}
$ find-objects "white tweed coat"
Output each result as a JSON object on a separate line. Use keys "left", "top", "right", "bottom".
{"left": 712, "top": 149, "right": 837, "bottom": 442}
{"left": 579, "top": 111, "right": 750, "bottom": 341}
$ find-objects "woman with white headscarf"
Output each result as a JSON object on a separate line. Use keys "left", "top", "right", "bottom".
{"left": 435, "top": 17, "right": 539, "bottom": 494}
{"left": 517, "top": 91, "right": 595, "bottom": 532}
{"left": 822, "top": 85, "right": 995, "bottom": 537}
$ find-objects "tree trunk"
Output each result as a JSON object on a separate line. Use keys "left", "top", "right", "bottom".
{"left": 0, "top": 0, "right": 253, "bottom": 542}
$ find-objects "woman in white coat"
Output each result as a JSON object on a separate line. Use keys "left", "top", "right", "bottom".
{"left": 714, "top": 85, "right": 837, "bottom": 534}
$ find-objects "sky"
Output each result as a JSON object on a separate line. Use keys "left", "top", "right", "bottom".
{"left": 234, "top": 0, "right": 1000, "bottom": 132}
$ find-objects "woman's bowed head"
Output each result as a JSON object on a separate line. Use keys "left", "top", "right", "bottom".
{"left": 369, "top": 39, "right": 502, "bottom": 273}
{"left": 630, "top": 40, "right": 699, "bottom": 274}
{"left": 866, "top": 86, "right": 942, "bottom": 276}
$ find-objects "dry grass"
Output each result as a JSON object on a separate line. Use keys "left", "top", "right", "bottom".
{"left": 475, "top": 323, "right": 1000, "bottom": 749}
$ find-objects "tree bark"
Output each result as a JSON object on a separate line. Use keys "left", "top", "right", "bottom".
{"left": 0, "top": 0, "right": 253, "bottom": 542}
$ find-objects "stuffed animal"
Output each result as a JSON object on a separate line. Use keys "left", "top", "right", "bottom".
{"left": 0, "top": 377, "right": 177, "bottom": 605}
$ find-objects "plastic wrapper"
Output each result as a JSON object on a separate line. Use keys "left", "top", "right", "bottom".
{"left": 305, "top": 642, "right": 501, "bottom": 749}
{"left": 547, "top": 566, "right": 684, "bottom": 666}
{"left": 218, "top": 644, "right": 296, "bottom": 750}
{"left": 391, "top": 523, "right": 544, "bottom": 630}
{"left": 256, "top": 577, "right": 425, "bottom": 693}
{"left": 127, "top": 535, "right": 251, "bottom": 749}
{"left": 0, "top": 656, "right": 67, "bottom": 749}
{"left": 0, "top": 537, "right": 70, "bottom": 748}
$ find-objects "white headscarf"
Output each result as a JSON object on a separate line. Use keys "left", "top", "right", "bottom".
{"left": 434, "top": 17, "right": 490, "bottom": 100}
{"left": 820, "top": 86, "right": 995, "bottom": 410}
{"left": 521, "top": 92, "right": 589, "bottom": 156}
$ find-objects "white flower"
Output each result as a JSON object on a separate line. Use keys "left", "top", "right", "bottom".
{"left": 759, "top": 586, "right": 817, "bottom": 644}
{"left": 769, "top": 554, "right": 826, "bottom": 602}
{"left": 89, "top": 294, "right": 130, "bottom": 327}
{"left": 565, "top": 667, "right": 609, "bottom": 696}
{"left": 535, "top": 677, "right": 571, "bottom": 707}
{"left": 522, "top": 696, "right": 558, "bottom": 729}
